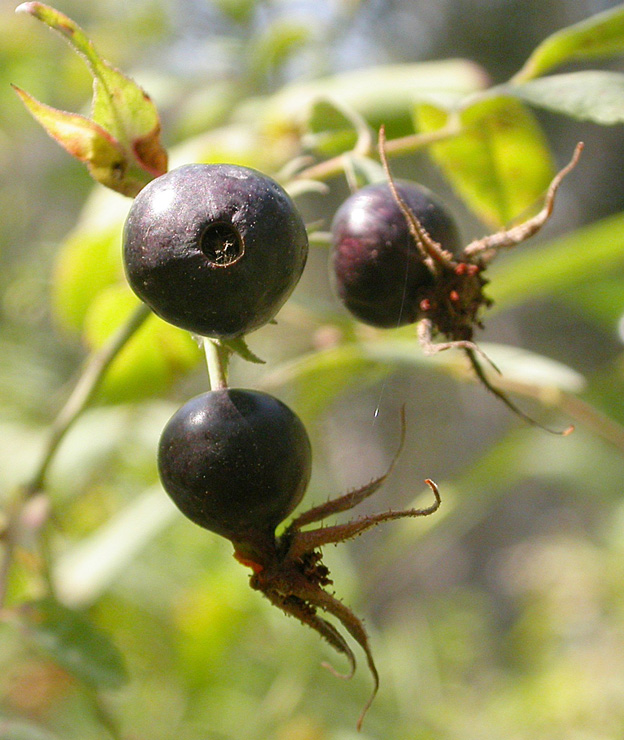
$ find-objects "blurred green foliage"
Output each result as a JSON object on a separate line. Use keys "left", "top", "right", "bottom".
{"left": 2, "top": 1, "right": 624, "bottom": 739}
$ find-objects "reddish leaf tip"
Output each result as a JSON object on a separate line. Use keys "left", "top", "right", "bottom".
{"left": 15, "top": 2, "right": 39, "bottom": 14}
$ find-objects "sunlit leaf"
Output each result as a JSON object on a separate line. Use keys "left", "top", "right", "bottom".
{"left": 15, "top": 2, "right": 167, "bottom": 195}
{"left": 262, "top": 59, "right": 489, "bottom": 140}
{"left": 174, "top": 558, "right": 254, "bottom": 679}
{"left": 509, "top": 71, "right": 624, "bottom": 125}
{"left": 514, "top": 3, "right": 624, "bottom": 82}
{"left": 82, "top": 285, "right": 201, "bottom": 403}
{"left": 12, "top": 86, "right": 128, "bottom": 191}
{"left": 21, "top": 597, "right": 128, "bottom": 689}
{"left": 52, "top": 224, "right": 122, "bottom": 332}
{"left": 414, "top": 95, "right": 554, "bottom": 227}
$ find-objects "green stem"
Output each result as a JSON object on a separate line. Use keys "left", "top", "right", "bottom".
{"left": 26, "top": 302, "right": 151, "bottom": 496}
{"left": 292, "top": 122, "right": 461, "bottom": 184}
{"left": 203, "top": 337, "right": 231, "bottom": 390}
{"left": 0, "top": 302, "right": 151, "bottom": 608}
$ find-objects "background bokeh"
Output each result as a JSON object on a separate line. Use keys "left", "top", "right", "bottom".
{"left": 1, "top": 1, "right": 624, "bottom": 738}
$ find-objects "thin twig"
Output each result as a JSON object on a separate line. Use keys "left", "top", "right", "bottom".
{"left": 292, "top": 123, "right": 461, "bottom": 184}
{"left": 0, "top": 302, "right": 151, "bottom": 607}
{"left": 457, "top": 360, "right": 624, "bottom": 454}
{"left": 26, "top": 302, "right": 152, "bottom": 496}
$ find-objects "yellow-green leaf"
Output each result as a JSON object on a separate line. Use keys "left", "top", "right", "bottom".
{"left": 12, "top": 85, "right": 133, "bottom": 193}
{"left": 514, "top": 3, "right": 624, "bottom": 83}
{"left": 52, "top": 224, "right": 122, "bottom": 332}
{"left": 414, "top": 95, "right": 554, "bottom": 228}
{"left": 15, "top": 2, "right": 167, "bottom": 195}
{"left": 82, "top": 285, "right": 201, "bottom": 403}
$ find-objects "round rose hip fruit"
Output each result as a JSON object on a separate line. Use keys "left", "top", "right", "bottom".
{"left": 158, "top": 389, "right": 312, "bottom": 555}
{"left": 123, "top": 164, "right": 308, "bottom": 338}
{"left": 331, "top": 181, "right": 461, "bottom": 328}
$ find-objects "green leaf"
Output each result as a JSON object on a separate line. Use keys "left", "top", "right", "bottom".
{"left": 250, "top": 18, "right": 310, "bottom": 78}
{"left": 54, "top": 486, "right": 177, "bottom": 607}
{"left": 264, "top": 337, "right": 584, "bottom": 423}
{"left": 15, "top": 2, "right": 167, "bottom": 195}
{"left": 21, "top": 597, "right": 128, "bottom": 689}
{"left": 53, "top": 213, "right": 202, "bottom": 402}
{"left": 342, "top": 153, "right": 387, "bottom": 188}
{"left": 213, "top": 0, "right": 257, "bottom": 23}
{"left": 262, "top": 59, "right": 488, "bottom": 140}
{"left": 82, "top": 285, "right": 201, "bottom": 403}
{"left": 487, "top": 210, "right": 624, "bottom": 313}
{"left": 509, "top": 71, "right": 624, "bottom": 125}
{"left": 51, "top": 223, "right": 122, "bottom": 332}
{"left": 220, "top": 336, "right": 265, "bottom": 365}
{"left": 415, "top": 95, "right": 554, "bottom": 227}
{"left": 303, "top": 99, "right": 360, "bottom": 156}
{"left": 263, "top": 344, "right": 384, "bottom": 421}
{"left": 514, "top": 3, "right": 624, "bottom": 83}
{"left": 568, "top": 277, "right": 624, "bottom": 327}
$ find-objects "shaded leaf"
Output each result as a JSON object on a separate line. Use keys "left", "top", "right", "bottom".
{"left": 54, "top": 486, "right": 177, "bottom": 607}
{"left": 342, "top": 153, "right": 387, "bottom": 188}
{"left": 213, "top": 0, "right": 257, "bottom": 23}
{"left": 415, "top": 95, "right": 554, "bottom": 227}
{"left": 264, "top": 336, "right": 584, "bottom": 426}
{"left": 514, "top": 4, "right": 624, "bottom": 82}
{"left": 304, "top": 99, "right": 359, "bottom": 156}
{"left": 15, "top": 2, "right": 167, "bottom": 195}
{"left": 364, "top": 338, "right": 584, "bottom": 392}
{"left": 567, "top": 277, "right": 624, "bottom": 328}
{"left": 510, "top": 71, "right": 624, "bottom": 125}
{"left": 0, "top": 719, "right": 60, "bottom": 740}
{"left": 487, "top": 211, "right": 624, "bottom": 313}
{"left": 262, "top": 344, "right": 384, "bottom": 421}
{"left": 21, "top": 597, "right": 128, "bottom": 689}
{"left": 250, "top": 18, "right": 310, "bottom": 78}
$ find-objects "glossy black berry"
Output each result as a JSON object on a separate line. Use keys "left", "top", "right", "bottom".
{"left": 123, "top": 164, "right": 309, "bottom": 338}
{"left": 158, "top": 389, "right": 312, "bottom": 555}
{"left": 331, "top": 181, "right": 461, "bottom": 328}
